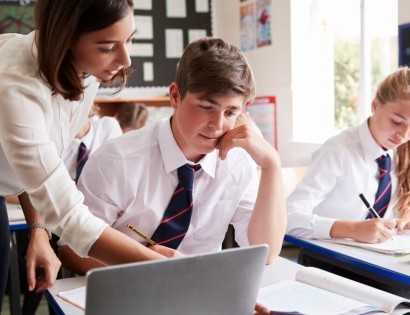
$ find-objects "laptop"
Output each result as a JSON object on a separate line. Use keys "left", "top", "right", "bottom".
{"left": 84, "top": 245, "right": 268, "bottom": 315}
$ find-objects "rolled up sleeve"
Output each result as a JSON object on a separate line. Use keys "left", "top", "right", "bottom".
{"left": 0, "top": 74, "right": 108, "bottom": 257}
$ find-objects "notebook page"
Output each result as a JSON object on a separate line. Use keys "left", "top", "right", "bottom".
{"left": 258, "top": 280, "right": 382, "bottom": 314}
{"left": 296, "top": 267, "right": 410, "bottom": 313}
{"left": 321, "top": 231, "right": 410, "bottom": 255}
{"left": 57, "top": 286, "right": 86, "bottom": 310}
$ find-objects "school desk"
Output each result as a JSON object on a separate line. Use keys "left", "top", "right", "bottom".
{"left": 44, "top": 256, "right": 304, "bottom": 315}
{"left": 8, "top": 202, "right": 26, "bottom": 315}
{"left": 284, "top": 234, "right": 410, "bottom": 295}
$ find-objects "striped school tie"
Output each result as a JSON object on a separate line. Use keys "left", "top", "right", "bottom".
{"left": 75, "top": 142, "right": 88, "bottom": 183}
{"left": 367, "top": 154, "right": 392, "bottom": 218}
{"left": 151, "top": 164, "right": 200, "bottom": 249}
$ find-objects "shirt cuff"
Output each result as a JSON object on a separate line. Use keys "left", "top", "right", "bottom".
{"left": 313, "top": 217, "right": 337, "bottom": 239}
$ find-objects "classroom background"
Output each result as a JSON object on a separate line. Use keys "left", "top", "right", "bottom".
{"left": 3, "top": 0, "right": 410, "bottom": 314}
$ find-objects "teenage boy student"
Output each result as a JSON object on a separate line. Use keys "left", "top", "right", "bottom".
{"left": 58, "top": 37, "right": 286, "bottom": 276}
{"left": 285, "top": 67, "right": 410, "bottom": 295}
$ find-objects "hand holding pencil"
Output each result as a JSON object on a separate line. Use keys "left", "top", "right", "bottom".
{"left": 127, "top": 224, "right": 157, "bottom": 246}
{"left": 358, "top": 194, "right": 396, "bottom": 243}
{"left": 127, "top": 224, "right": 183, "bottom": 258}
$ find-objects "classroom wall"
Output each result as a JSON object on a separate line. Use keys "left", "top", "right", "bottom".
{"left": 399, "top": 0, "right": 410, "bottom": 24}
{"left": 213, "top": 0, "right": 407, "bottom": 167}
{"left": 212, "top": 0, "right": 319, "bottom": 167}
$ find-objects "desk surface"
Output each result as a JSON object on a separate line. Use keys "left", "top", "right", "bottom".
{"left": 46, "top": 256, "right": 303, "bottom": 315}
{"left": 7, "top": 202, "right": 26, "bottom": 231}
{"left": 285, "top": 235, "right": 410, "bottom": 290}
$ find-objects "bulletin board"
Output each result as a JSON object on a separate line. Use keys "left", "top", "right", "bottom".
{"left": 0, "top": 0, "right": 35, "bottom": 34}
{"left": 0, "top": 0, "right": 212, "bottom": 88}
{"left": 130, "top": 0, "right": 212, "bottom": 87}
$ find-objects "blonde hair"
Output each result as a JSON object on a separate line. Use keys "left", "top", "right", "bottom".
{"left": 375, "top": 66, "right": 410, "bottom": 105}
{"left": 395, "top": 142, "right": 410, "bottom": 217}
{"left": 380, "top": 68, "right": 410, "bottom": 216}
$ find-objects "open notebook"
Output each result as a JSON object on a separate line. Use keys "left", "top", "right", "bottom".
{"left": 321, "top": 230, "right": 410, "bottom": 255}
{"left": 58, "top": 245, "right": 268, "bottom": 315}
{"left": 258, "top": 267, "right": 410, "bottom": 315}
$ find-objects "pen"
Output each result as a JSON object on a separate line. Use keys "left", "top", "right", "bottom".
{"left": 358, "top": 193, "right": 381, "bottom": 218}
{"left": 127, "top": 224, "right": 157, "bottom": 246}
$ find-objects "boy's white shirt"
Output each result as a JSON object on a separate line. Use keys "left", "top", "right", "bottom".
{"left": 76, "top": 117, "right": 259, "bottom": 254}
{"left": 286, "top": 119, "right": 396, "bottom": 239}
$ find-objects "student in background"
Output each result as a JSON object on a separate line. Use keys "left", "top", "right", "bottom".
{"left": 59, "top": 38, "right": 286, "bottom": 290}
{"left": 286, "top": 67, "right": 410, "bottom": 295}
{"left": 64, "top": 115, "right": 123, "bottom": 182}
{"left": 0, "top": 0, "right": 177, "bottom": 311}
{"left": 115, "top": 102, "right": 149, "bottom": 133}
{"left": 286, "top": 67, "right": 410, "bottom": 243}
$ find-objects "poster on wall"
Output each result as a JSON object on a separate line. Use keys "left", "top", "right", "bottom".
{"left": 240, "top": 2, "right": 256, "bottom": 51}
{"left": 240, "top": 0, "right": 272, "bottom": 52}
{"left": 247, "top": 96, "right": 277, "bottom": 149}
{"left": 256, "top": 0, "right": 271, "bottom": 47}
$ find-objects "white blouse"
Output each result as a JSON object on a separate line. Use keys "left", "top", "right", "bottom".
{"left": 0, "top": 31, "right": 107, "bottom": 257}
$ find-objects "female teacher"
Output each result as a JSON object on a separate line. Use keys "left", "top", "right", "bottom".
{"left": 0, "top": 0, "right": 175, "bottom": 310}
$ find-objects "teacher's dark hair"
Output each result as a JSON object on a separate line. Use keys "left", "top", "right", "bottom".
{"left": 35, "top": 0, "right": 133, "bottom": 101}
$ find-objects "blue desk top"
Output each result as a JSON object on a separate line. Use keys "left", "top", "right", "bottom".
{"left": 9, "top": 221, "right": 28, "bottom": 231}
{"left": 284, "top": 235, "right": 410, "bottom": 289}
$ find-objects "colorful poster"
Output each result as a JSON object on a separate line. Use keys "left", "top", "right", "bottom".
{"left": 240, "top": 0, "right": 272, "bottom": 51}
{"left": 257, "top": 0, "right": 271, "bottom": 47}
{"left": 247, "top": 96, "right": 277, "bottom": 148}
{"left": 240, "top": 2, "right": 256, "bottom": 51}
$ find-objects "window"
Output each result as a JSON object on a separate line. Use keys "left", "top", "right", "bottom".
{"left": 291, "top": 0, "right": 398, "bottom": 143}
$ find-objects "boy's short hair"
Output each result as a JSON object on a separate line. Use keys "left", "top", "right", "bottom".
{"left": 376, "top": 66, "right": 410, "bottom": 104}
{"left": 175, "top": 37, "right": 255, "bottom": 104}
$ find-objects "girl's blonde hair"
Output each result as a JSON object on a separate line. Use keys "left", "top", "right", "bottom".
{"left": 375, "top": 66, "right": 410, "bottom": 105}
{"left": 395, "top": 142, "right": 410, "bottom": 217}
{"left": 381, "top": 67, "right": 410, "bottom": 216}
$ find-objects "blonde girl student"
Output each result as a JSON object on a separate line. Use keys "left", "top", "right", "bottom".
{"left": 286, "top": 67, "right": 410, "bottom": 295}
{"left": 287, "top": 67, "right": 410, "bottom": 243}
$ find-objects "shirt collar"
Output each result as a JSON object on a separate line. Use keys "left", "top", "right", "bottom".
{"left": 358, "top": 118, "right": 394, "bottom": 163}
{"left": 158, "top": 117, "right": 217, "bottom": 178}
{"left": 80, "top": 120, "right": 94, "bottom": 148}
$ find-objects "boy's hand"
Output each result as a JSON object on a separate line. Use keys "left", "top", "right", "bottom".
{"left": 149, "top": 244, "right": 184, "bottom": 258}
{"left": 217, "top": 113, "right": 279, "bottom": 169}
{"left": 254, "top": 302, "right": 270, "bottom": 314}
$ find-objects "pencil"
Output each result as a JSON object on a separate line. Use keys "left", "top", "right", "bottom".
{"left": 127, "top": 224, "right": 158, "bottom": 246}
{"left": 358, "top": 193, "right": 381, "bottom": 218}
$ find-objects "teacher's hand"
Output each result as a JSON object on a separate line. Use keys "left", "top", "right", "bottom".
{"left": 26, "top": 229, "right": 61, "bottom": 292}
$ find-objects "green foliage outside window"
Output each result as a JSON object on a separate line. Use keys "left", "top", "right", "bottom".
{"left": 334, "top": 38, "right": 397, "bottom": 130}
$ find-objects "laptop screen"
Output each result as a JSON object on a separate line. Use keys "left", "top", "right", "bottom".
{"left": 85, "top": 245, "right": 268, "bottom": 315}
